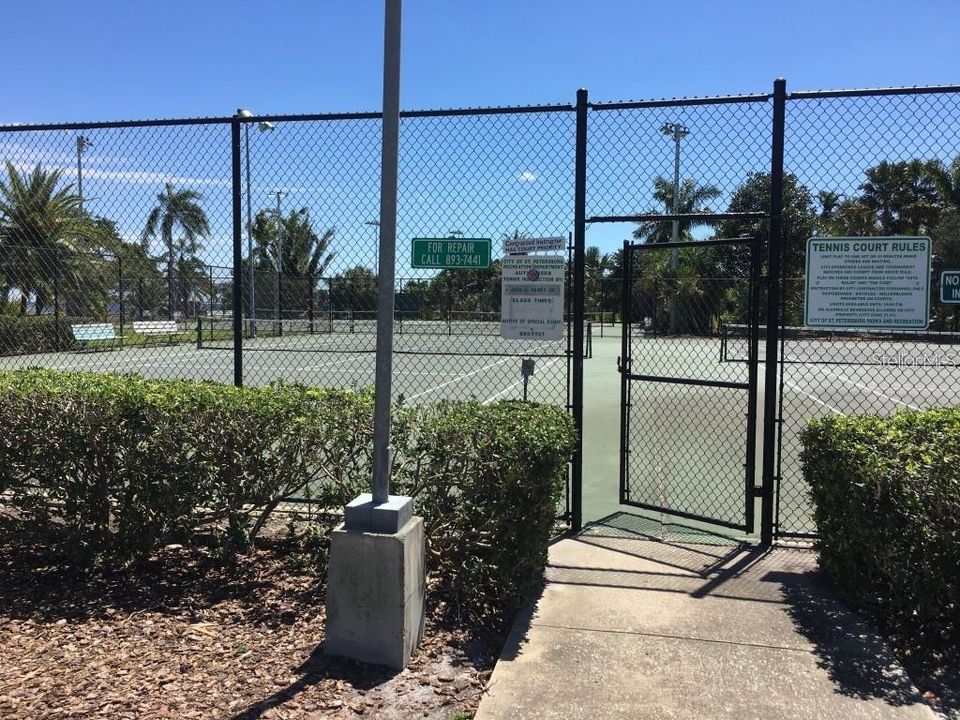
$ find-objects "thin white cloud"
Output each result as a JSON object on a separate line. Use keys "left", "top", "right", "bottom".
{"left": 7, "top": 161, "right": 231, "bottom": 188}
{"left": 518, "top": 170, "right": 538, "bottom": 183}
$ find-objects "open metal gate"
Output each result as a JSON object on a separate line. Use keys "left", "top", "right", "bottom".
{"left": 618, "top": 233, "right": 762, "bottom": 532}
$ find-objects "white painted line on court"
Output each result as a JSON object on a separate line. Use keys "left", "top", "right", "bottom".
{"left": 821, "top": 368, "right": 921, "bottom": 411}
{"left": 482, "top": 357, "right": 564, "bottom": 405}
{"left": 783, "top": 379, "right": 843, "bottom": 414}
{"left": 405, "top": 357, "right": 514, "bottom": 400}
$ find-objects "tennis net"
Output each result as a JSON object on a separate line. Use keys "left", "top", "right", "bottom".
{"left": 720, "top": 323, "right": 960, "bottom": 366}
{"left": 197, "top": 312, "right": 511, "bottom": 351}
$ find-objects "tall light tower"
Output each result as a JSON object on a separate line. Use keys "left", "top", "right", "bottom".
{"left": 661, "top": 122, "right": 689, "bottom": 334}
{"left": 76, "top": 135, "right": 93, "bottom": 213}
{"left": 365, "top": 219, "right": 380, "bottom": 273}
{"left": 236, "top": 109, "right": 275, "bottom": 337}
{"left": 268, "top": 190, "right": 286, "bottom": 335}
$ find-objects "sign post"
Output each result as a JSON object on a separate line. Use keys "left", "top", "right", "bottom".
{"left": 326, "top": 0, "right": 425, "bottom": 672}
{"left": 804, "top": 237, "right": 931, "bottom": 329}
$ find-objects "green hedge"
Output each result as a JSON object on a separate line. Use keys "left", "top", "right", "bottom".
{"left": 0, "top": 369, "right": 575, "bottom": 620}
{"left": 0, "top": 315, "right": 77, "bottom": 355}
{"left": 801, "top": 410, "right": 960, "bottom": 644}
{"left": 0, "top": 370, "right": 372, "bottom": 554}
{"left": 404, "top": 401, "right": 574, "bottom": 617}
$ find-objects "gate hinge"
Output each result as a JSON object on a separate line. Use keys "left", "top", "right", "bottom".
{"left": 751, "top": 486, "right": 764, "bottom": 498}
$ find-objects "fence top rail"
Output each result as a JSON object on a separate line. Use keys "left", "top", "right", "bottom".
{"left": 589, "top": 93, "right": 773, "bottom": 110}
{"left": 0, "top": 103, "right": 577, "bottom": 133}
{"left": 789, "top": 84, "right": 960, "bottom": 100}
{"left": 4, "top": 82, "right": 958, "bottom": 132}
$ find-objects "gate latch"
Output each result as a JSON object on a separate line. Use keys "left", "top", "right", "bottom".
{"left": 617, "top": 356, "right": 631, "bottom": 373}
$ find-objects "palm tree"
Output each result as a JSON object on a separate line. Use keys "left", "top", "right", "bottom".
{"left": 633, "top": 177, "right": 722, "bottom": 244}
{"left": 584, "top": 246, "right": 611, "bottom": 314}
{"left": 859, "top": 159, "right": 942, "bottom": 235}
{"left": 142, "top": 182, "right": 210, "bottom": 320}
{"left": 826, "top": 199, "right": 880, "bottom": 237}
{"left": 251, "top": 207, "right": 336, "bottom": 319}
{"left": 894, "top": 159, "right": 943, "bottom": 234}
{"left": 0, "top": 162, "right": 107, "bottom": 315}
{"left": 931, "top": 156, "right": 960, "bottom": 211}
{"left": 859, "top": 161, "right": 900, "bottom": 234}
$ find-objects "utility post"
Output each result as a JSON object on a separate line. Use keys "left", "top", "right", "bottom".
{"left": 76, "top": 135, "right": 92, "bottom": 213}
{"left": 236, "top": 109, "right": 276, "bottom": 337}
{"left": 325, "top": 0, "right": 425, "bottom": 671}
{"left": 661, "top": 122, "right": 689, "bottom": 334}
{"left": 268, "top": 190, "right": 286, "bottom": 336}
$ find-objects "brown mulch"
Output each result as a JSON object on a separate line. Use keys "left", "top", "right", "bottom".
{"left": 0, "top": 516, "right": 503, "bottom": 719}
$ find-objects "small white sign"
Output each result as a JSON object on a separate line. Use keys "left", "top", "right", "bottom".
{"left": 501, "top": 255, "right": 565, "bottom": 341}
{"left": 804, "top": 236, "right": 931, "bottom": 330}
{"left": 503, "top": 236, "right": 566, "bottom": 254}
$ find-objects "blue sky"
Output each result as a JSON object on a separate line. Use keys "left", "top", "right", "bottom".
{"left": 5, "top": 1, "right": 959, "bottom": 120}
{"left": 3, "top": 0, "right": 959, "bottom": 272}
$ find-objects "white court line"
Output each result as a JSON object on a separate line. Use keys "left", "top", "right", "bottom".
{"left": 405, "top": 356, "right": 514, "bottom": 400}
{"left": 783, "top": 379, "right": 843, "bottom": 414}
{"left": 821, "top": 367, "right": 922, "bottom": 411}
{"left": 482, "top": 357, "right": 564, "bottom": 405}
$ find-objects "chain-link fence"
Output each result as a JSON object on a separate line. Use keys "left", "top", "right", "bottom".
{"left": 0, "top": 109, "right": 576, "bottom": 410}
{"left": 774, "top": 86, "right": 960, "bottom": 537}
{"left": 2, "top": 83, "right": 959, "bottom": 540}
{"left": 583, "top": 83, "right": 960, "bottom": 540}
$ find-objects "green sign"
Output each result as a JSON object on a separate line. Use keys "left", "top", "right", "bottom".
{"left": 411, "top": 238, "right": 491, "bottom": 269}
{"left": 941, "top": 271, "right": 960, "bottom": 304}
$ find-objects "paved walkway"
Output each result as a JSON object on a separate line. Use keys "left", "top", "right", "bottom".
{"left": 476, "top": 513, "right": 937, "bottom": 720}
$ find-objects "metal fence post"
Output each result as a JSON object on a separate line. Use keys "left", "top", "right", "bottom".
{"left": 572, "top": 87, "right": 588, "bottom": 531}
{"left": 231, "top": 119, "right": 244, "bottom": 387}
{"left": 309, "top": 272, "right": 315, "bottom": 335}
{"left": 53, "top": 269, "right": 60, "bottom": 337}
{"left": 761, "top": 78, "right": 786, "bottom": 546}
{"left": 117, "top": 255, "right": 125, "bottom": 345}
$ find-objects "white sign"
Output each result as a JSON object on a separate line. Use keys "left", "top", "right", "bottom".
{"left": 503, "top": 236, "right": 566, "bottom": 254}
{"left": 501, "top": 255, "right": 565, "bottom": 340}
{"left": 804, "top": 237, "right": 931, "bottom": 330}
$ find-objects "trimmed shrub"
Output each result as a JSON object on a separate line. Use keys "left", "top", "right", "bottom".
{"left": 0, "top": 370, "right": 374, "bottom": 554}
{"left": 0, "top": 315, "right": 76, "bottom": 355}
{"left": 801, "top": 409, "right": 960, "bottom": 645}
{"left": 399, "top": 400, "right": 575, "bottom": 619}
{"left": 0, "top": 370, "right": 575, "bottom": 620}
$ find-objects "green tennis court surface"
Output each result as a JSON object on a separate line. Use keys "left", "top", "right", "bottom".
{"left": 584, "top": 327, "right": 960, "bottom": 538}
{"left": 2, "top": 322, "right": 955, "bottom": 538}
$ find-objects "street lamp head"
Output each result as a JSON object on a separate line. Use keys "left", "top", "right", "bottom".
{"left": 258, "top": 121, "right": 275, "bottom": 132}
{"left": 237, "top": 108, "right": 254, "bottom": 118}
{"left": 660, "top": 122, "right": 690, "bottom": 140}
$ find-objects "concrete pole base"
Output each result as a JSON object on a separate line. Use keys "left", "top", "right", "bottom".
{"left": 324, "top": 515, "right": 426, "bottom": 670}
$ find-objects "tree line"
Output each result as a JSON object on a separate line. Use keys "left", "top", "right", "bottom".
{"left": 3, "top": 155, "right": 959, "bottom": 330}
{"left": 0, "top": 163, "right": 342, "bottom": 322}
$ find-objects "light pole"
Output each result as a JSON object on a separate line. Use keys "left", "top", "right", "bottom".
{"left": 365, "top": 219, "right": 380, "bottom": 274}
{"left": 661, "top": 122, "right": 689, "bottom": 333}
{"left": 268, "top": 190, "right": 286, "bottom": 335}
{"left": 236, "top": 109, "right": 275, "bottom": 337}
{"left": 76, "top": 135, "right": 93, "bottom": 213}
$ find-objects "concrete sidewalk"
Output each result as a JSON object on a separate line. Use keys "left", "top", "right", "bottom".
{"left": 476, "top": 513, "right": 937, "bottom": 720}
